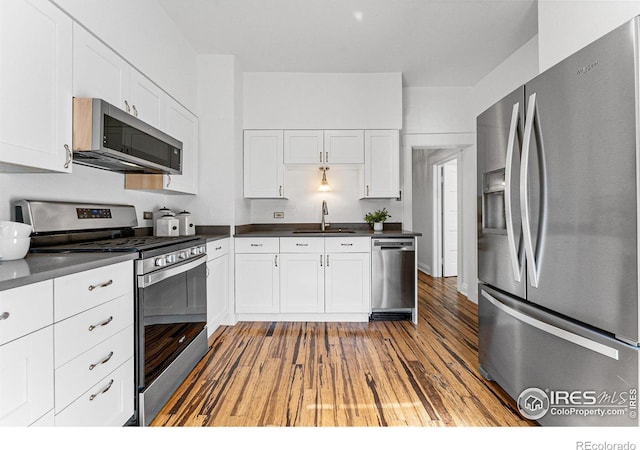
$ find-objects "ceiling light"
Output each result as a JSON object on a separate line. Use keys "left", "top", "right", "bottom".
{"left": 353, "top": 11, "right": 364, "bottom": 22}
{"left": 318, "top": 167, "right": 331, "bottom": 192}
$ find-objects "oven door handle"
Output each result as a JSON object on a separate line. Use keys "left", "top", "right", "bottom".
{"left": 138, "top": 255, "right": 207, "bottom": 288}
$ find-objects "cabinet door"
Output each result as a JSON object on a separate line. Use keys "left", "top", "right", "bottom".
{"left": 280, "top": 253, "right": 325, "bottom": 313}
{"left": 325, "top": 253, "right": 371, "bottom": 313}
{"left": 72, "top": 23, "right": 130, "bottom": 112}
{"left": 207, "top": 254, "right": 229, "bottom": 336}
{"left": 243, "top": 130, "right": 285, "bottom": 198}
{"left": 129, "top": 68, "right": 164, "bottom": 128}
{"left": 0, "top": 0, "right": 72, "bottom": 172}
{"left": 284, "top": 130, "right": 324, "bottom": 164}
{"left": 162, "top": 99, "right": 199, "bottom": 194}
{"left": 0, "top": 326, "right": 54, "bottom": 426}
{"left": 324, "top": 130, "right": 364, "bottom": 164}
{"left": 235, "top": 253, "right": 279, "bottom": 313}
{"left": 364, "top": 130, "right": 400, "bottom": 198}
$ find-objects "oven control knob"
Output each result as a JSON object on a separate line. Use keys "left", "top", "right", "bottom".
{"left": 166, "top": 254, "right": 176, "bottom": 264}
{"left": 199, "top": 246, "right": 206, "bottom": 254}
{"left": 191, "top": 248, "right": 198, "bottom": 256}
{"left": 178, "top": 251, "right": 187, "bottom": 259}
{"left": 155, "top": 257, "right": 167, "bottom": 267}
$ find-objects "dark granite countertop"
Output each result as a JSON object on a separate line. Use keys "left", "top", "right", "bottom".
{"left": 234, "top": 222, "right": 421, "bottom": 238}
{"left": 0, "top": 252, "right": 138, "bottom": 292}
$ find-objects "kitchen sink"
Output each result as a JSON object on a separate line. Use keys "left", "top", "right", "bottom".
{"left": 293, "top": 229, "right": 357, "bottom": 234}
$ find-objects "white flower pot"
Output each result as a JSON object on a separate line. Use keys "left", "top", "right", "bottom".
{"left": 373, "top": 222, "right": 383, "bottom": 232}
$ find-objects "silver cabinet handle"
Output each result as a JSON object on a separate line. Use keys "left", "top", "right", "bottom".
{"left": 320, "top": 254, "right": 323, "bottom": 266}
{"left": 275, "top": 255, "right": 278, "bottom": 267}
{"left": 0, "top": 312, "right": 9, "bottom": 321}
{"left": 215, "top": 246, "right": 222, "bottom": 251}
{"left": 326, "top": 255, "right": 330, "bottom": 266}
{"left": 295, "top": 243, "right": 308, "bottom": 246}
{"left": 320, "top": 151, "right": 323, "bottom": 163}
{"left": 124, "top": 100, "right": 130, "bottom": 113}
{"left": 521, "top": 93, "right": 540, "bottom": 288}
{"left": 206, "top": 267, "right": 210, "bottom": 277}
{"left": 132, "top": 104, "right": 138, "bottom": 117}
{"left": 279, "top": 185, "right": 283, "bottom": 196}
{"left": 64, "top": 144, "right": 72, "bottom": 169}
{"left": 504, "top": 102, "right": 522, "bottom": 283}
{"left": 89, "top": 379, "right": 114, "bottom": 401}
{"left": 88, "top": 279, "right": 113, "bottom": 291}
{"left": 325, "top": 151, "right": 328, "bottom": 163}
{"left": 366, "top": 185, "right": 369, "bottom": 196}
{"left": 250, "top": 243, "right": 263, "bottom": 247}
{"left": 341, "top": 243, "right": 353, "bottom": 246}
{"left": 167, "top": 174, "right": 172, "bottom": 188}
{"left": 89, "top": 351, "right": 114, "bottom": 370}
{"left": 88, "top": 316, "right": 113, "bottom": 331}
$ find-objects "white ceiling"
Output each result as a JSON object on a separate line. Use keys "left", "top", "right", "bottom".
{"left": 157, "top": 0, "right": 538, "bottom": 87}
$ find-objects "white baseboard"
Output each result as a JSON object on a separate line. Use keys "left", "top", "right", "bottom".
{"left": 418, "top": 262, "right": 431, "bottom": 275}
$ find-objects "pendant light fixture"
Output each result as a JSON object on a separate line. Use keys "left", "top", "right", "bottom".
{"left": 318, "top": 166, "right": 331, "bottom": 191}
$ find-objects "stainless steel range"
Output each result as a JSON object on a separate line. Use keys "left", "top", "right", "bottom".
{"left": 13, "top": 200, "right": 208, "bottom": 426}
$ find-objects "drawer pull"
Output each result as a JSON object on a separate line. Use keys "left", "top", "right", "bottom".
{"left": 215, "top": 246, "right": 222, "bottom": 251}
{"left": 296, "top": 243, "right": 308, "bottom": 246}
{"left": 88, "top": 316, "right": 113, "bottom": 331}
{"left": 88, "top": 279, "right": 113, "bottom": 291}
{"left": 89, "top": 379, "right": 114, "bottom": 401}
{"left": 341, "top": 243, "right": 354, "bottom": 246}
{"left": 250, "top": 244, "right": 263, "bottom": 247}
{"left": 0, "top": 312, "right": 9, "bottom": 321}
{"left": 89, "top": 351, "right": 114, "bottom": 370}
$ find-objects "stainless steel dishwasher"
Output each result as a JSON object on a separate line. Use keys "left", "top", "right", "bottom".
{"left": 370, "top": 237, "right": 416, "bottom": 321}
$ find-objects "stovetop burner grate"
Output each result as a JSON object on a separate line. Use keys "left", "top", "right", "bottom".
{"left": 30, "top": 235, "right": 199, "bottom": 253}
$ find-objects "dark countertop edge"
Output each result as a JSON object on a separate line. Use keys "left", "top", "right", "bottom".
{"left": 233, "top": 223, "right": 421, "bottom": 238}
{"left": 0, "top": 253, "right": 138, "bottom": 292}
{"left": 200, "top": 234, "right": 231, "bottom": 242}
{"left": 233, "top": 230, "right": 421, "bottom": 238}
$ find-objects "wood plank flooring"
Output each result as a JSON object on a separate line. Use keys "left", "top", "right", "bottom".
{"left": 151, "top": 272, "right": 535, "bottom": 427}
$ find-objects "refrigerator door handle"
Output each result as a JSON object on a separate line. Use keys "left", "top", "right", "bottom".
{"left": 481, "top": 291, "right": 619, "bottom": 360}
{"left": 504, "top": 102, "right": 521, "bottom": 282}
{"left": 521, "top": 93, "right": 540, "bottom": 287}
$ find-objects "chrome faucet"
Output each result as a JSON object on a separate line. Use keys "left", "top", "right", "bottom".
{"left": 321, "top": 200, "right": 329, "bottom": 231}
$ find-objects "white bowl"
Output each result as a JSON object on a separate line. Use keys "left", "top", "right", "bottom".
{"left": 0, "top": 221, "right": 33, "bottom": 238}
{"left": 0, "top": 237, "right": 31, "bottom": 260}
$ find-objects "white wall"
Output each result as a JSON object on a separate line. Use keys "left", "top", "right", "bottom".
{"left": 52, "top": 0, "right": 198, "bottom": 111}
{"left": 243, "top": 72, "right": 403, "bottom": 129}
{"left": 0, "top": 0, "right": 200, "bottom": 226}
{"left": 403, "top": 87, "right": 475, "bottom": 134}
{"left": 538, "top": 0, "right": 640, "bottom": 72}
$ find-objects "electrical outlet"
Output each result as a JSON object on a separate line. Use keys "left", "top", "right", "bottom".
{"left": 273, "top": 212, "right": 285, "bottom": 219}
{"left": 143, "top": 211, "right": 153, "bottom": 220}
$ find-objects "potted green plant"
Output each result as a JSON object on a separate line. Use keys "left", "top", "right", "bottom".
{"left": 364, "top": 208, "right": 391, "bottom": 232}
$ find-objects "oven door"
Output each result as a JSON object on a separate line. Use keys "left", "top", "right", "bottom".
{"left": 135, "top": 254, "right": 207, "bottom": 424}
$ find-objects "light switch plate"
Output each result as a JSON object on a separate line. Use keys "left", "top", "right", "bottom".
{"left": 274, "top": 212, "right": 285, "bottom": 219}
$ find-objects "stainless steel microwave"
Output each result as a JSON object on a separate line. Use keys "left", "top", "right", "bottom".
{"left": 72, "top": 97, "right": 182, "bottom": 174}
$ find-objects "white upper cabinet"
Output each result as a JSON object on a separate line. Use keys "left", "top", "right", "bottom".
{"left": 283, "top": 130, "right": 324, "bottom": 165}
{"left": 128, "top": 68, "right": 164, "bottom": 128}
{"left": 243, "top": 130, "right": 285, "bottom": 198}
{"left": 323, "top": 130, "right": 364, "bottom": 164}
{"left": 363, "top": 129, "right": 400, "bottom": 198}
{"left": 0, "top": 0, "right": 72, "bottom": 173}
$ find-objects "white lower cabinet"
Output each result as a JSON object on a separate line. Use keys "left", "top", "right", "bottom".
{"left": 0, "top": 326, "right": 54, "bottom": 426}
{"left": 235, "top": 253, "right": 280, "bottom": 313}
{"left": 207, "top": 239, "right": 230, "bottom": 336}
{"left": 325, "top": 252, "right": 371, "bottom": 313}
{"left": 280, "top": 253, "right": 325, "bottom": 313}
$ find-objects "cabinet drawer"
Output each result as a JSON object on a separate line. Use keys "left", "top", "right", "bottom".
{"left": 207, "top": 238, "right": 229, "bottom": 259}
{"left": 324, "top": 237, "right": 371, "bottom": 253}
{"left": 0, "top": 326, "right": 54, "bottom": 426}
{"left": 235, "top": 237, "right": 279, "bottom": 253}
{"left": 54, "top": 293, "right": 133, "bottom": 368}
{"left": 55, "top": 325, "right": 134, "bottom": 413}
{"left": 54, "top": 358, "right": 134, "bottom": 427}
{"left": 54, "top": 260, "right": 133, "bottom": 322}
{"left": 0, "top": 280, "right": 53, "bottom": 346}
{"left": 280, "top": 237, "right": 324, "bottom": 253}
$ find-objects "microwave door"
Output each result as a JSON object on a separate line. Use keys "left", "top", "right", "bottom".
{"left": 477, "top": 86, "right": 526, "bottom": 299}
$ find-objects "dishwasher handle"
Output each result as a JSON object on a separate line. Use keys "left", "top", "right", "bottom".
{"left": 372, "top": 239, "right": 415, "bottom": 251}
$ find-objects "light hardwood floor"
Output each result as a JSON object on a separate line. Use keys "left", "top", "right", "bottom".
{"left": 151, "top": 272, "right": 535, "bottom": 427}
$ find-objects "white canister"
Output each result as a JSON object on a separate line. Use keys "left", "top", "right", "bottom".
{"left": 155, "top": 214, "right": 179, "bottom": 237}
{"left": 175, "top": 210, "right": 195, "bottom": 236}
{"left": 153, "top": 207, "right": 174, "bottom": 234}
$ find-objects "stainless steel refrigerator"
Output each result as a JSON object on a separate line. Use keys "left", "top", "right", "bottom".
{"left": 477, "top": 17, "right": 640, "bottom": 426}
